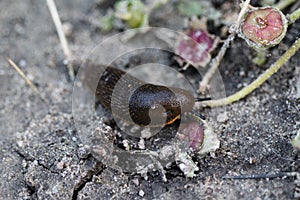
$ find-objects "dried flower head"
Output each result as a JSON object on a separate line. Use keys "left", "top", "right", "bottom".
{"left": 240, "top": 7, "right": 288, "bottom": 48}
{"left": 175, "top": 28, "right": 217, "bottom": 67}
{"left": 179, "top": 121, "right": 204, "bottom": 150}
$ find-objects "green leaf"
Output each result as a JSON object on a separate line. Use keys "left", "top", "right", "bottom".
{"left": 177, "top": 1, "right": 204, "bottom": 17}
{"left": 99, "top": 12, "right": 114, "bottom": 33}
{"left": 115, "top": 0, "right": 147, "bottom": 28}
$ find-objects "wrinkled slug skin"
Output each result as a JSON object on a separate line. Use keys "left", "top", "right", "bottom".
{"left": 81, "top": 62, "right": 194, "bottom": 127}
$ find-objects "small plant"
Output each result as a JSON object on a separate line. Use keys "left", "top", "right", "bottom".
{"left": 99, "top": 10, "right": 115, "bottom": 33}
{"left": 177, "top": 0, "right": 221, "bottom": 22}
{"left": 98, "top": 0, "right": 169, "bottom": 31}
{"left": 115, "top": 0, "right": 148, "bottom": 28}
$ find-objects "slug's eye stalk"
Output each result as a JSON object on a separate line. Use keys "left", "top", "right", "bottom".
{"left": 194, "top": 97, "right": 211, "bottom": 102}
{"left": 193, "top": 112, "right": 206, "bottom": 120}
{"left": 239, "top": 7, "right": 288, "bottom": 48}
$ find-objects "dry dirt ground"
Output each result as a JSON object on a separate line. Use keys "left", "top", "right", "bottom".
{"left": 0, "top": 0, "right": 299, "bottom": 199}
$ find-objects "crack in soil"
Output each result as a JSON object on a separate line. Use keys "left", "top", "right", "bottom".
{"left": 14, "top": 148, "right": 59, "bottom": 174}
{"left": 71, "top": 164, "right": 106, "bottom": 200}
{"left": 14, "top": 146, "right": 106, "bottom": 199}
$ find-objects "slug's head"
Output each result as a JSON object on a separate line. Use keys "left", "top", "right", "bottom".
{"left": 128, "top": 84, "right": 195, "bottom": 127}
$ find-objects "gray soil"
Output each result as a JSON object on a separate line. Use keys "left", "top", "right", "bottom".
{"left": 0, "top": 0, "right": 299, "bottom": 199}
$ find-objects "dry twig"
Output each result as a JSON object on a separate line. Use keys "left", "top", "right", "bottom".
{"left": 46, "top": 0, "right": 75, "bottom": 80}
{"left": 198, "top": 0, "right": 251, "bottom": 93}
{"left": 6, "top": 57, "right": 46, "bottom": 102}
{"left": 6, "top": 57, "right": 39, "bottom": 94}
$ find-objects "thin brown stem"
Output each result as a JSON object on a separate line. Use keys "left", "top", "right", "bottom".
{"left": 6, "top": 57, "right": 46, "bottom": 102}
{"left": 198, "top": 0, "right": 251, "bottom": 93}
{"left": 46, "top": 0, "right": 75, "bottom": 80}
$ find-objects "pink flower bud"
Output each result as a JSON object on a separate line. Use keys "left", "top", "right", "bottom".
{"left": 240, "top": 7, "right": 287, "bottom": 48}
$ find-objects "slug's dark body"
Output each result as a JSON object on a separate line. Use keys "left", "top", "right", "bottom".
{"left": 83, "top": 62, "right": 195, "bottom": 127}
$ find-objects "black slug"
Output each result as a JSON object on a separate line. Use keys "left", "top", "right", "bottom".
{"left": 82, "top": 62, "right": 197, "bottom": 127}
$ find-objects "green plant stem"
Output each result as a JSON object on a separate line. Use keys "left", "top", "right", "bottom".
{"left": 196, "top": 37, "right": 300, "bottom": 108}
{"left": 275, "top": 0, "right": 297, "bottom": 10}
{"left": 288, "top": 7, "right": 300, "bottom": 24}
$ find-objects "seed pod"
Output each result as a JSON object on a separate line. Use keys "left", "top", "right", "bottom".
{"left": 239, "top": 7, "right": 288, "bottom": 48}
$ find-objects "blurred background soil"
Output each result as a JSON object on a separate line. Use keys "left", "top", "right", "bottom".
{"left": 0, "top": 0, "right": 299, "bottom": 199}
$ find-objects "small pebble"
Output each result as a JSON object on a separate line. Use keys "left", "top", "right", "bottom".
{"left": 139, "top": 190, "right": 145, "bottom": 197}
{"left": 217, "top": 112, "right": 229, "bottom": 123}
{"left": 22, "top": 160, "right": 27, "bottom": 168}
{"left": 62, "top": 22, "right": 73, "bottom": 37}
{"left": 63, "top": 59, "right": 68, "bottom": 65}
{"left": 138, "top": 139, "right": 145, "bottom": 149}
{"left": 19, "top": 59, "right": 27, "bottom": 68}
{"left": 56, "top": 161, "right": 65, "bottom": 170}
{"left": 78, "top": 145, "right": 91, "bottom": 159}
{"left": 132, "top": 179, "right": 139, "bottom": 186}
{"left": 239, "top": 70, "right": 245, "bottom": 76}
{"left": 122, "top": 139, "right": 130, "bottom": 151}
